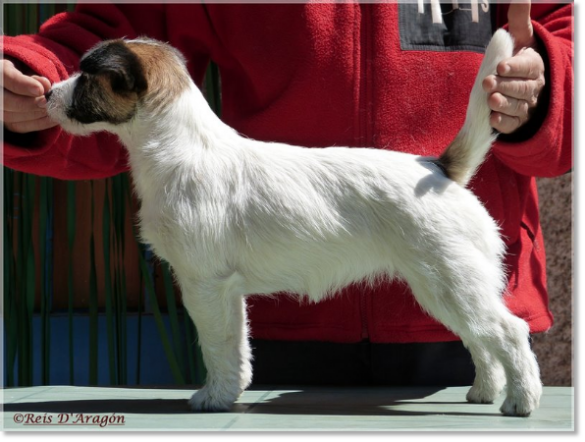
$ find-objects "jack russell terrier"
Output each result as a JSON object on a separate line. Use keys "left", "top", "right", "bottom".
{"left": 46, "top": 29, "right": 542, "bottom": 416}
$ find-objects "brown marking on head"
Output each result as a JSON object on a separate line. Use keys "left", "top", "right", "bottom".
{"left": 126, "top": 38, "right": 191, "bottom": 110}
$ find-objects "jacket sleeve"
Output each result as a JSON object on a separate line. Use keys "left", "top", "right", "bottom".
{"left": 491, "top": 3, "right": 573, "bottom": 178}
{"left": 2, "top": 4, "right": 214, "bottom": 180}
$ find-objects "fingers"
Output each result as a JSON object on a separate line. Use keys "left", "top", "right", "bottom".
{"left": 2, "top": 59, "right": 58, "bottom": 134}
{"left": 2, "top": 59, "right": 46, "bottom": 97}
{"left": 483, "top": 73, "right": 542, "bottom": 134}
{"left": 488, "top": 93, "right": 532, "bottom": 134}
{"left": 31, "top": 75, "right": 52, "bottom": 94}
{"left": 497, "top": 48, "right": 545, "bottom": 80}
{"left": 3, "top": 85, "right": 55, "bottom": 134}
{"left": 484, "top": 82, "right": 539, "bottom": 134}
{"left": 489, "top": 92, "right": 532, "bottom": 118}
{"left": 484, "top": 76, "right": 542, "bottom": 104}
{"left": 489, "top": 112, "right": 523, "bottom": 135}
{"left": 4, "top": 109, "right": 48, "bottom": 124}
{"left": 482, "top": 45, "right": 545, "bottom": 134}
{"left": 3, "top": 89, "right": 48, "bottom": 112}
{"left": 5, "top": 116, "right": 59, "bottom": 134}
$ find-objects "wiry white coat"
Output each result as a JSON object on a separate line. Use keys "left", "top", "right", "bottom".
{"left": 48, "top": 29, "right": 542, "bottom": 416}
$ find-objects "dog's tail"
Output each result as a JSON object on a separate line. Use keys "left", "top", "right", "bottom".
{"left": 437, "top": 29, "right": 514, "bottom": 187}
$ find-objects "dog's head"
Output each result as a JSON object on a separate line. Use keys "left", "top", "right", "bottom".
{"left": 46, "top": 38, "right": 190, "bottom": 135}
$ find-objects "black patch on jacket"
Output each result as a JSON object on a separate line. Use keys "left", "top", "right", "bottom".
{"left": 399, "top": 1, "right": 495, "bottom": 53}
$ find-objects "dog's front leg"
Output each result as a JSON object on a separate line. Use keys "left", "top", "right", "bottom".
{"left": 179, "top": 277, "right": 252, "bottom": 412}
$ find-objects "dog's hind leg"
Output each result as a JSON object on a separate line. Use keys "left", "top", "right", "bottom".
{"left": 400, "top": 259, "right": 542, "bottom": 417}
{"left": 470, "top": 313, "right": 541, "bottom": 417}
{"left": 179, "top": 275, "right": 252, "bottom": 412}
{"left": 464, "top": 342, "right": 507, "bottom": 404}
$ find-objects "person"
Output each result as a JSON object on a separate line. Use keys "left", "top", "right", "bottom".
{"left": 1, "top": 2, "right": 572, "bottom": 386}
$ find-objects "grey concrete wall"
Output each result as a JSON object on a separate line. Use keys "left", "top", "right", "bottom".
{"left": 532, "top": 173, "right": 572, "bottom": 386}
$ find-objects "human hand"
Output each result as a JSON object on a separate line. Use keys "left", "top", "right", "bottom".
{"left": 482, "top": 1, "right": 546, "bottom": 134}
{"left": 2, "top": 58, "right": 58, "bottom": 134}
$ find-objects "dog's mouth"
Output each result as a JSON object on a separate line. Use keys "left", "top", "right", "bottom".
{"left": 44, "top": 74, "right": 76, "bottom": 122}
{"left": 45, "top": 92, "right": 72, "bottom": 127}
{"left": 44, "top": 83, "right": 102, "bottom": 136}
{"left": 44, "top": 91, "right": 65, "bottom": 124}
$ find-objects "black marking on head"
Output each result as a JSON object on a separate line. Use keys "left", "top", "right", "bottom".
{"left": 80, "top": 40, "right": 148, "bottom": 95}
{"left": 63, "top": 40, "right": 149, "bottom": 125}
{"left": 65, "top": 72, "right": 137, "bottom": 125}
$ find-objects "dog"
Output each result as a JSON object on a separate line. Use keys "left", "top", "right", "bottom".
{"left": 46, "top": 29, "right": 542, "bottom": 417}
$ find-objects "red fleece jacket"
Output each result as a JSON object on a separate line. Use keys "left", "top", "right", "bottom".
{"left": 2, "top": 3, "right": 573, "bottom": 343}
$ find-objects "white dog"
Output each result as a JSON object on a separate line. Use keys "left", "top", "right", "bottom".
{"left": 46, "top": 29, "right": 542, "bottom": 416}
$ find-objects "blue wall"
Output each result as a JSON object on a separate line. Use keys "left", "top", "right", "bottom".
{"left": 3, "top": 314, "right": 196, "bottom": 387}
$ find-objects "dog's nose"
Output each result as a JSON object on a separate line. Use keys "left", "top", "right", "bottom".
{"left": 44, "top": 90, "right": 53, "bottom": 100}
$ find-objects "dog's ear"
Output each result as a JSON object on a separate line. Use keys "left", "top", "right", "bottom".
{"left": 107, "top": 64, "right": 147, "bottom": 95}
{"left": 80, "top": 40, "right": 148, "bottom": 94}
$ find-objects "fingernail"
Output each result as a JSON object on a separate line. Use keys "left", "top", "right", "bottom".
{"left": 502, "top": 64, "right": 511, "bottom": 74}
{"left": 36, "top": 96, "right": 47, "bottom": 108}
{"left": 29, "top": 86, "right": 43, "bottom": 96}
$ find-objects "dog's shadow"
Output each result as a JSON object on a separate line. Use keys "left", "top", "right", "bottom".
{"left": 3, "top": 386, "right": 500, "bottom": 418}
{"left": 239, "top": 386, "right": 500, "bottom": 417}
{"left": 414, "top": 158, "right": 452, "bottom": 197}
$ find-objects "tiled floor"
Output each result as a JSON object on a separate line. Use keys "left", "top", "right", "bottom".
{"left": 1, "top": 385, "right": 573, "bottom": 431}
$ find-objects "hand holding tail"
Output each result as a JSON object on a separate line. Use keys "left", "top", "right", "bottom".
{"left": 483, "top": 0, "right": 546, "bottom": 134}
{"left": 438, "top": 29, "right": 514, "bottom": 187}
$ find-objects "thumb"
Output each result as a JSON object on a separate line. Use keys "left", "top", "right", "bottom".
{"left": 507, "top": 0, "right": 534, "bottom": 50}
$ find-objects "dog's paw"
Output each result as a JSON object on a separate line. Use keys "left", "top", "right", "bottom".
{"left": 466, "top": 370, "right": 506, "bottom": 404}
{"left": 499, "top": 384, "right": 542, "bottom": 417}
{"left": 466, "top": 385, "right": 500, "bottom": 404}
{"left": 189, "top": 386, "right": 238, "bottom": 412}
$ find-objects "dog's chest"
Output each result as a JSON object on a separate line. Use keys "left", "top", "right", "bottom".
{"left": 136, "top": 194, "right": 235, "bottom": 275}
{"left": 139, "top": 216, "right": 179, "bottom": 262}
{"left": 137, "top": 200, "right": 195, "bottom": 264}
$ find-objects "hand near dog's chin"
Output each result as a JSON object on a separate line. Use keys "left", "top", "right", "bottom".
{"left": 1, "top": 59, "right": 58, "bottom": 134}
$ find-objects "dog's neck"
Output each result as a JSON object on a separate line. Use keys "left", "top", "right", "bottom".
{"left": 113, "top": 81, "right": 240, "bottom": 200}
{"left": 117, "top": 82, "right": 234, "bottom": 153}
